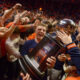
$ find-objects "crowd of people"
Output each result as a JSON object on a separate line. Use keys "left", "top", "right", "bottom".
{"left": 0, "top": 3, "right": 80, "bottom": 80}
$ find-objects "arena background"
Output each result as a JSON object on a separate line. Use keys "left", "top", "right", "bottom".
{"left": 0, "top": 0, "right": 80, "bottom": 22}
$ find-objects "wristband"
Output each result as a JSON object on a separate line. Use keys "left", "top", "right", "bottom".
{"left": 66, "top": 43, "right": 76, "bottom": 50}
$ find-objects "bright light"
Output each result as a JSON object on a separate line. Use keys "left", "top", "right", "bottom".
{"left": 39, "top": 8, "right": 42, "bottom": 11}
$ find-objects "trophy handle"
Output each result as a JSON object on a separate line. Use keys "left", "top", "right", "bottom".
{"left": 18, "top": 55, "right": 45, "bottom": 80}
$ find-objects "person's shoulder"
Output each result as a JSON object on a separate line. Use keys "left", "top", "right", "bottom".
{"left": 24, "top": 39, "right": 35, "bottom": 45}
{"left": 26, "top": 39, "right": 35, "bottom": 42}
{"left": 23, "top": 39, "right": 36, "bottom": 48}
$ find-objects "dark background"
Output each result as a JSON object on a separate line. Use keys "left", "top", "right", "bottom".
{"left": 0, "top": 0, "right": 80, "bottom": 21}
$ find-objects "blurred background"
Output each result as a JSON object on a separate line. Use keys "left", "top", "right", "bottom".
{"left": 0, "top": 0, "right": 80, "bottom": 22}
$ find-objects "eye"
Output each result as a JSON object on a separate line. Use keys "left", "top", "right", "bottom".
{"left": 38, "top": 29, "right": 41, "bottom": 31}
{"left": 43, "top": 29, "right": 46, "bottom": 32}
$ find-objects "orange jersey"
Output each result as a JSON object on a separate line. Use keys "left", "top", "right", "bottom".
{"left": 27, "top": 33, "right": 36, "bottom": 40}
{"left": 65, "top": 76, "right": 80, "bottom": 80}
{"left": 6, "top": 22, "right": 26, "bottom": 32}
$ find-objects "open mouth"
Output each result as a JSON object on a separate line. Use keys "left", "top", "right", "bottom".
{"left": 38, "top": 34, "right": 44, "bottom": 37}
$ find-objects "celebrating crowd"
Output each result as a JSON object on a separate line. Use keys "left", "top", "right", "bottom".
{"left": 0, "top": 3, "right": 80, "bottom": 80}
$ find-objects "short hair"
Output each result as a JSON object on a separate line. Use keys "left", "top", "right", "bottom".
{"left": 37, "top": 23, "right": 48, "bottom": 30}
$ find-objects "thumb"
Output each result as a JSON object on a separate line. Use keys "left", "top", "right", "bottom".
{"left": 20, "top": 72, "right": 25, "bottom": 78}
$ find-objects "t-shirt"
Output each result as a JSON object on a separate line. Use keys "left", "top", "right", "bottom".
{"left": 20, "top": 39, "right": 37, "bottom": 56}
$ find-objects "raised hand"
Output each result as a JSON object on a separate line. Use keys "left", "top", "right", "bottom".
{"left": 13, "top": 13, "right": 20, "bottom": 25}
{"left": 56, "top": 31, "right": 72, "bottom": 44}
{"left": 13, "top": 3, "right": 22, "bottom": 10}
{"left": 20, "top": 11, "right": 28, "bottom": 18}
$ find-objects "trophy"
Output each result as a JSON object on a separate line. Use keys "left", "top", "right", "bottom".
{"left": 19, "top": 33, "right": 65, "bottom": 80}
